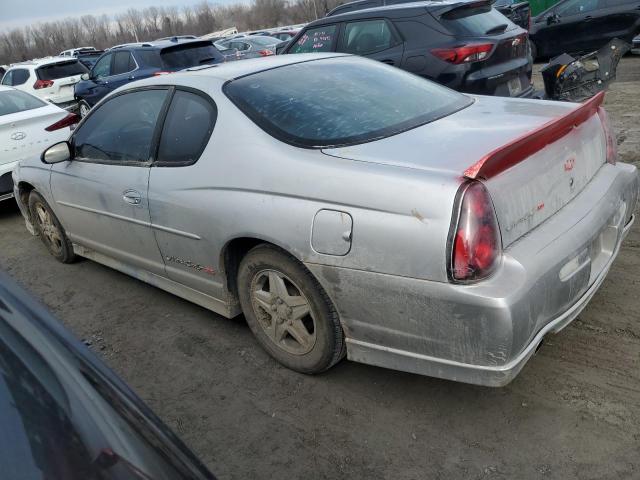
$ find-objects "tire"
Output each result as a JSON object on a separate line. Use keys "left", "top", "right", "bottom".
{"left": 29, "top": 191, "right": 76, "bottom": 263}
{"left": 78, "top": 100, "right": 91, "bottom": 118}
{"left": 237, "top": 244, "right": 345, "bottom": 374}
{"left": 529, "top": 40, "right": 538, "bottom": 62}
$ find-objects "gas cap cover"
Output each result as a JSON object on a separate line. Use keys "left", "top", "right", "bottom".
{"left": 311, "top": 209, "right": 353, "bottom": 256}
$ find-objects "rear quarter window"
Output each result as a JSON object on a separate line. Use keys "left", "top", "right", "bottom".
{"left": 37, "top": 61, "right": 88, "bottom": 80}
{"left": 224, "top": 56, "right": 471, "bottom": 148}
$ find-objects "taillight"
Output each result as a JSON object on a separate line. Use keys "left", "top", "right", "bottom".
{"left": 45, "top": 113, "right": 79, "bottom": 132}
{"left": 431, "top": 44, "right": 494, "bottom": 64}
{"left": 449, "top": 182, "right": 501, "bottom": 282}
{"left": 597, "top": 106, "right": 617, "bottom": 165}
{"left": 153, "top": 71, "right": 173, "bottom": 76}
{"left": 258, "top": 49, "right": 274, "bottom": 56}
{"left": 34, "top": 79, "right": 54, "bottom": 89}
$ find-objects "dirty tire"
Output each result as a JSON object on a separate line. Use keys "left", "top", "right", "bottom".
{"left": 238, "top": 244, "right": 345, "bottom": 374}
{"left": 29, "top": 191, "right": 76, "bottom": 263}
{"left": 79, "top": 100, "right": 91, "bottom": 118}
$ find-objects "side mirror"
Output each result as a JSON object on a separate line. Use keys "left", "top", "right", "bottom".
{"left": 81, "top": 72, "right": 90, "bottom": 81}
{"left": 42, "top": 141, "right": 72, "bottom": 164}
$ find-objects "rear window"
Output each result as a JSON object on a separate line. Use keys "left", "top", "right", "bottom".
{"left": 160, "top": 43, "right": 222, "bottom": 70}
{"left": 36, "top": 60, "right": 88, "bottom": 80}
{"left": 0, "top": 90, "right": 46, "bottom": 116}
{"left": 224, "top": 57, "right": 470, "bottom": 148}
{"left": 439, "top": 5, "right": 517, "bottom": 36}
{"left": 250, "top": 36, "right": 279, "bottom": 46}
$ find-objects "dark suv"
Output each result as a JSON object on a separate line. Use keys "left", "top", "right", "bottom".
{"left": 284, "top": 0, "right": 533, "bottom": 97}
{"left": 529, "top": 0, "right": 640, "bottom": 59}
{"left": 74, "top": 38, "right": 226, "bottom": 116}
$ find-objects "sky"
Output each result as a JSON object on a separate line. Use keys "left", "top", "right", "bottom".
{"left": 0, "top": 0, "right": 238, "bottom": 30}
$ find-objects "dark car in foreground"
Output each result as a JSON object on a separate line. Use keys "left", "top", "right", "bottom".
{"left": 0, "top": 271, "right": 216, "bottom": 479}
{"left": 290, "top": 0, "right": 534, "bottom": 97}
{"left": 74, "top": 38, "right": 227, "bottom": 116}
{"left": 529, "top": 0, "right": 640, "bottom": 59}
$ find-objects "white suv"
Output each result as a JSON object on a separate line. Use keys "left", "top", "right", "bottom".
{"left": 0, "top": 57, "right": 88, "bottom": 112}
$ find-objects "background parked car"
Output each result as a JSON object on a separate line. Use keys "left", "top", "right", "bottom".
{"left": 270, "top": 30, "right": 300, "bottom": 41}
{"left": 1, "top": 57, "right": 88, "bottom": 112}
{"left": 74, "top": 38, "right": 227, "bottom": 117}
{"left": 0, "top": 86, "right": 75, "bottom": 202}
{"left": 75, "top": 49, "right": 106, "bottom": 69}
{"left": 529, "top": 0, "right": 640, "bottom": 59}
{"left": 216, "top": 35, "right": 282, "bottom": 58}
{"left": 493, "top": 0, "right": 532, "bottom": 30}
{"left": 631, "top": 33, "right": 640, "bottom": 54}
{"left": 0, "top": 271, "right": 216, "bottom": 480}
{"left": 287, "top": 0, "right": 534, "bottom": 97}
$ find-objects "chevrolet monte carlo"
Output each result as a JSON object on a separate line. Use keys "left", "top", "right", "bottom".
{"left": 12, "top": 54, "right": 638, "bottom": 386}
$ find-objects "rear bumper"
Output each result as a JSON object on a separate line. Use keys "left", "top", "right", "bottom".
{"left": 307, "top": 162, "right": 639, "bottom": 386}
{"left": 0, "top": 161, "right": 19, "bottom": 200}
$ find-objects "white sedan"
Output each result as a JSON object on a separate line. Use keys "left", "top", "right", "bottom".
{"left": 0, "top": 86, "right": 77, "bottom": 201}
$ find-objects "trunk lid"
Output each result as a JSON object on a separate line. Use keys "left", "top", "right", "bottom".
{"left": 35, "top": 60, "right": 87, "bottom": 104}
{"left": 0, "top": 105, "right": 68, "bottom": 165}
{"left": 322, "top": 94, "right": 607, "bottom": 247}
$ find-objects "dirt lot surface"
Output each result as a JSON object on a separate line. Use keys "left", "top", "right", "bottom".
{"left": 1, "top": 57, "right": 639, "bottom": 480}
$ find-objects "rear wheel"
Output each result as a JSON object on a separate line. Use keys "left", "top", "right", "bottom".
{"left": 237, "top": 244, "right": 345, "bottom": 374}
{"left": 78, "top": 100, "right": 91, "bottom": 118}
{"left": 28, "top": 191, "right": 75, "bottom": 263}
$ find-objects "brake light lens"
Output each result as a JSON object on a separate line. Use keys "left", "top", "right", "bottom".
{"left": 431, "top": 44, "right": 494, "bottom": 64}
{"left": 597, "top": 106, "right": 617, "bottom": 165}
{"left": 34, "top": 79, "right": 54, "bottom": 90}
{"left": 258, "top": 49, "right": 275, "bottom": 56}
{"left": 450, "top": 182, "right": 501, "bottom": 282}
{"left": 153, "top": 71, "right": 173, "bottom": 76}
{"left": 45, "top": 113, "right": 79, "bottom": 132}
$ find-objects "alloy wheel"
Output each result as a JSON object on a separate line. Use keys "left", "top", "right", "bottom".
{"left": 35, "top": 203, "right": 63, "bottom": 256}
{"left": 250, "top": 269, "right": 317, "bottom": 355}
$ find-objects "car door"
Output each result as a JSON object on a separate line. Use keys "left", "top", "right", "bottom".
{"left": 544, "top": 0, "right": 601, "bottom": 54}
{"left": 49, "top": 87, "right": 170, "bottom": 274}
{"left": 108, "top": 51, "right": 138, "bottom": 91}
{"left": 84, "top": 53, "right": 113, "bottom": 106}
{"left": 337, "top": 18, "right": 404, "bottom": 67}
{"left": 597, "top": 0, "right": 640, "bottom": 44}
{"left": 285, "top": 24, "right": 341, "bottom": 54}
{"left": 146, "top": 88, "right": 223, "bottom": 297}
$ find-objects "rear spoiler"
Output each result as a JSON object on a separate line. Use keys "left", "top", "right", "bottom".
{"left": 430, "top": 0, "right": 492, "bottom": 17}
{"left": 464, "top": 91, "right": 605, "bottom": 180}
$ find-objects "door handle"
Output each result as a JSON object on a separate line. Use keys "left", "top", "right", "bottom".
{"left": 584, "top": 15, "right": 593, "bottom": 21}
{"left": 123, "top": 190, "right": 142, "bottom": 205}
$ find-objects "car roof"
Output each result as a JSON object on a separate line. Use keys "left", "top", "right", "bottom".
{"left": 311, "top": 0, "right": 471, "bottom": 21}
{"left": 122, "top": 53, "right": 348, "bottom": 87}
{"left": 9, "top": 56, "right": 81, "bottom": 68}
{"left": 110, "top": 38, "right": 213, "bottom": 51}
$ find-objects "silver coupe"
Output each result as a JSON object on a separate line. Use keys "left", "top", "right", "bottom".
{"left": 12, "top": 54, "right": 638, "bottom": 386}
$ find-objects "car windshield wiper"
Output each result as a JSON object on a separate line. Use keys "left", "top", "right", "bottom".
{"left": 485, "top": 23, "right": 509, "bottom": 35}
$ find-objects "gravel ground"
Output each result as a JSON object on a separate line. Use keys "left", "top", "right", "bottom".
{"left": 1, "top": 56, "right": 639, "bottom": 480}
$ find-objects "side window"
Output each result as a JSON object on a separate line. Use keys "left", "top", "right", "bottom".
{"left": 112, "top": 51, "right": 136, "bottom": 76}
{"left": 92, "top": 54, "right": 112, "bottom": 78}
{"left": 12, "top": 69, "right": 30, "bottom": 86}
{"left": 156, "top": 90, "right": 216, "bottom": 166}
{"left": 556, "top": 0, "right": 599, "bottom": 15}
{"left": 1, "top": 71, "right": 13, "bottom": 86}
{"left": 339, "top": 20, "right": 397, "bottom": 55}
{"left": 73, "top": 89, "right": 168, "bottom": 164}
{"left": 289, "top": 25, "right": 338, "bottom": 54}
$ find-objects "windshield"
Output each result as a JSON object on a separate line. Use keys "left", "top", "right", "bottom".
{"left": 0, "top": 90, "right": 46, "bottom": 116}
{"left": 36, "top": 61, "right": 88, "bottom": 80}
{"left": 224, "top": 56, "right": 471, "bottom": 148}
{"left": 160, "top": 42, "right": 222, "bottom": 69}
